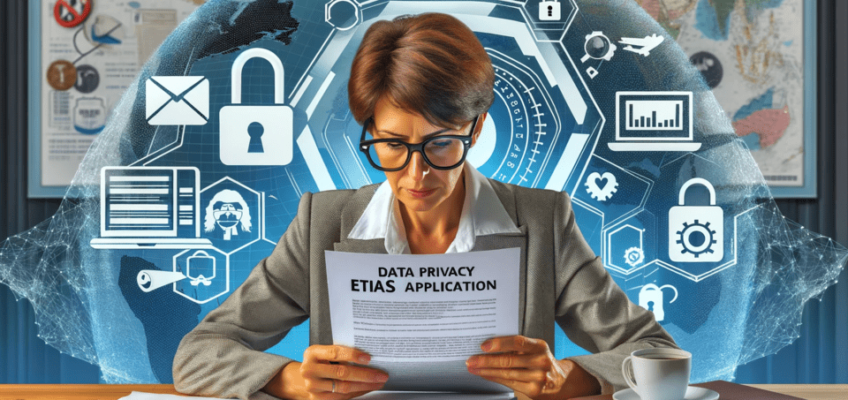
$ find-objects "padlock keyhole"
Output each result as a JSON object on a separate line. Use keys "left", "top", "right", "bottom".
{"left": 647, "top": 301, "right": 654, "bottom": 312}
{"left": 548, "top": 5, "right": 553, "bottom": 17}
{"left": 247, "top": 121, "right": 265, "bottom": 153}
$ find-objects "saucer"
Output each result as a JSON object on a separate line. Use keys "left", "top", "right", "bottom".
{"left": 612, "top": 386, "right": 719, "bottom": 400}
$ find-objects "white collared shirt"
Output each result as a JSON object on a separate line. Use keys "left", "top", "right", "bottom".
{"left": 347, "top": 163, "right": 521, "bottom": 254}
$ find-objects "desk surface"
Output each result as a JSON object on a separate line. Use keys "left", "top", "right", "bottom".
{"left": 745, "top": 384, "right": 848, "bottom": 399}
{"left": 0, "top": 384, "right": 846, "bottom": 400}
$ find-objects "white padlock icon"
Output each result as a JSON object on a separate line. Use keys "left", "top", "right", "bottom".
{"left": 539, "top": 0, "right": 562, "bottom": 21}
{"left": 638, "top": 283, "right": 678, "bottom": 322}
{"left": 668, "top": 178, "right": 724, "bottom": 262}
{"left": 220, "top": 48, "right": 293, "bottom": 166}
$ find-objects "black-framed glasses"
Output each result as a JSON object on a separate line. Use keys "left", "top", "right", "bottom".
{"left": 359, "top": 115, "right": 479, "bottom": 172}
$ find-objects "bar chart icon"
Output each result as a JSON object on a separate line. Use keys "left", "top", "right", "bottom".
{"left": 626, "top": 100, "right": 683, "bottom": 130}
{"left": 609, "top": 91, "right": 700, "bottom": 152}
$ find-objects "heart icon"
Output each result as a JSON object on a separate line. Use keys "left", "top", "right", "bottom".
{"left": 585, "top": 171, "right": 619, "bottom": 201}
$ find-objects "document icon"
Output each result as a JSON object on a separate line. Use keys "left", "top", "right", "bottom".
{"left": 145, "top": 76, "right": 209, "bottom": 126}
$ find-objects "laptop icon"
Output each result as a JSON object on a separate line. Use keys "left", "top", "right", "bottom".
{"left": 608, "top": 91, "right": 701, "bottom": 152}
{"left": 90, "top": 167, "right": 213, "bottom": 249}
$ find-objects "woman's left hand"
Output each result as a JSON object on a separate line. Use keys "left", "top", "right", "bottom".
{"left": 466, "top": 335, "right": 567, "bottom": 400}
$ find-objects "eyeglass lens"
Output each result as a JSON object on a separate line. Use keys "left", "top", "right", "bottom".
{"left": 368, "top": 138, "right": 466, "bottom": 169}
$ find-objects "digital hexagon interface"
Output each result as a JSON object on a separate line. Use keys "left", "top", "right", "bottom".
{"left": 0, "top": 0, "right": 845, "bottom": 386}
{"left": 173, "top": 248, "right": 230, "bottom": 304}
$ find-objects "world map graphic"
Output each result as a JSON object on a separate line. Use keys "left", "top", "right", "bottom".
{"left": 638, "top": 0, "right": 806, "bottom": 187}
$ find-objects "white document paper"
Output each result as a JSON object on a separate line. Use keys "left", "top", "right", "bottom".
{"left": 325, "top": 248, "right": 521, "bottom": 394}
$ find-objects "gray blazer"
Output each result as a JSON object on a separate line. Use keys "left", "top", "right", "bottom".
{"left": 173, "top": 180, "right": 680, "bottom": 400}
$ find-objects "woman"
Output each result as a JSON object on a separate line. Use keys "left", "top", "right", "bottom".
{"left": 173, "top": 13, "right": 679, "bottom": 400}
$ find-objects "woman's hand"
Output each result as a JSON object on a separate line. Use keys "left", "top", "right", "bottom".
{"left": 466, "top": 335, "right": 575, "bottom": 400}
{"left": 299, "top": 345, "right": 390, "bottom": 400}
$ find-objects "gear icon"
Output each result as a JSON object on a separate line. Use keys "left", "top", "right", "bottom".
{"left": 581, "top": 31, "right": 617, "bottom": 63}
{"left": 676, "top": 219, "right": 718, "bottom": 258}
{"left": 624, "top": 247, "right": 644, "bottom": 267}
{"left": 585, "top": 171, "right": 618, "bottom": 201}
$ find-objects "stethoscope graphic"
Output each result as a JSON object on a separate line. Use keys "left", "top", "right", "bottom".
{"left": 71, "top": 21, "right": 123, "bottom": 65}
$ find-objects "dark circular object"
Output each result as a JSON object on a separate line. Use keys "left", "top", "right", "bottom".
{"left": 688, "top": 231, "right": 706, "bottom": 247}
{"left": 248, "top": 121, "right": 264, "bottom": 135}
{"left": 585, "top": 35, "right": 610, "bottom": 59}
{"left": 690, "top": 51, "right": 723, "bottom": 89}
{"left": 74, "top": 65, "right": 100, "bottom": 94}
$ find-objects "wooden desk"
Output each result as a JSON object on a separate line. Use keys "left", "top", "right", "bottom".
{"left": 0, "top": 385, "right": 182, "bottom": 400}
{"left": 0, "top": 384, "right": 846, "bottom": 400}
{"left": 745, "top": 384, "right": 848, "bottom": 400}
{"left": 567, "top": 381, "right": 848, "bottom": 400}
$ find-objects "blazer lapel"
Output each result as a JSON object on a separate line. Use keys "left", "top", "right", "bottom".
{"left": 333, "top": 183, "right": 387, "bottom": 255}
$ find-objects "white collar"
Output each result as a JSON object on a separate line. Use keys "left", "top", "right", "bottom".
{"left": 347, "top": 163, "right": 520, "bottom": 254}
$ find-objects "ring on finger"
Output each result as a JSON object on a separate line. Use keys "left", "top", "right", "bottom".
{"left": 332, "top": 379, "right": 336, "bottom": 393}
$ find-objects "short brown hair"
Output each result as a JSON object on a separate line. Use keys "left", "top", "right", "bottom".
{"left": 348, "top": 13, "right": 494, "bottom": 128}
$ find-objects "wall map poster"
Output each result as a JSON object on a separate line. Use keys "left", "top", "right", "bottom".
{"left": 30, "top": 0, "right": 204, "bottom": 197}
{"left": 636, "top": 0, "right": 816, "bottom": 197}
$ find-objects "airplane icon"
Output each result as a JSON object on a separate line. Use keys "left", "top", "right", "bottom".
{"left": 619, "top": 34, "right": 665, "bottom": 57}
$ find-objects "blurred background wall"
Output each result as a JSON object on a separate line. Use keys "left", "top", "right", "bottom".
{"left": 1, "top": 0, "right": 846, "bottom": 384}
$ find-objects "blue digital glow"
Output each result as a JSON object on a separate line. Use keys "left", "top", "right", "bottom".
{"left": 0, "top": 0, "right": 845, "bottom": 386}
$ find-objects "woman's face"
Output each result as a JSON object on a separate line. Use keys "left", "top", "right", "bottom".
{"left": 369, "top": 96, "right": 484, "bottom": 213}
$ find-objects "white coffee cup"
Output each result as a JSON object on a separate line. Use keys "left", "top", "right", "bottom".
{"left": 621, "top": 348, "right": 691, "bottom": 400}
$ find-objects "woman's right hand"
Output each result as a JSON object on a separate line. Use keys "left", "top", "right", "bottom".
{"left": 299, "top": 344, "right": 390, "bottom": 400}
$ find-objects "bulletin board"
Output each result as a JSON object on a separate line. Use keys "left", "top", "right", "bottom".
{"left": 28, "top": 0, "right": 204, "bottom": 197}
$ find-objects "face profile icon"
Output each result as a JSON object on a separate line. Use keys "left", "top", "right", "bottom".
{"left": 204, "top": 189, "right": 252, "bottom": 240}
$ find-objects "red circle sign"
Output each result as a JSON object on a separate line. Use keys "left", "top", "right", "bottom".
{"left": 54, "top": 0, "right": 92, "bottom": 28}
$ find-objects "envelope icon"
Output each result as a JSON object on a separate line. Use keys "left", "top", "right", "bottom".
{"left": 145, "top": 76, "right": 209, "bottom": 126}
